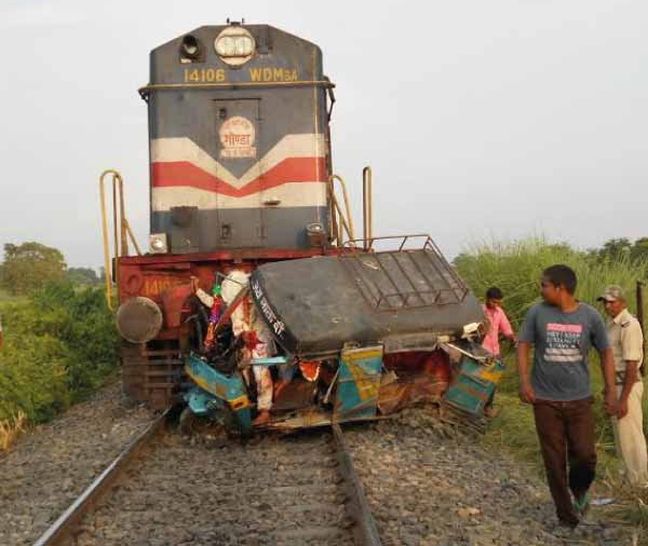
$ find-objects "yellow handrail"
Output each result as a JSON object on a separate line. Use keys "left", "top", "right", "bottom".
{"left": 362, "top": 166, "right": 373, "bottom": 250}
{"left": 329, "top": 174, "right": 356, "bottom": 245}
{"left": 330, "top": 192, "right": 354, "bottom": 245}
{"left": 99, "top": 170, "right": 141, "bottom": 310}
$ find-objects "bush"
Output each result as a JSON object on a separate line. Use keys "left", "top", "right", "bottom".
{"left": 35, "top": 282, "right": 118, "bottom": 397}
{"left": 0, "top": 332, "right": 70, "bottom": 422}
{"left": 0, "top": 281, "right": 117, "bottom": 425}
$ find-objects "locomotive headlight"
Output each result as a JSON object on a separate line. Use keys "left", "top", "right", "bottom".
{"left": 180, "top": 35, "right": 202, "bottom": 60}
{"left": 149, "top": 233, "right": 168, "bottom": 254}
{"left": 214, "top": 27, "right": 255, "bottom": 66}
{"left": 306, "top": 223, "right": 326, "bottom": 247}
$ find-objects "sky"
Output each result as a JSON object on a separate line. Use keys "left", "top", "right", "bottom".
{"left": 0, "top": 0, "right": 646, "bottom": 267}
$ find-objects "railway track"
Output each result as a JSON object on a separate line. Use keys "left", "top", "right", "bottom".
{"left": 33, "top": 414, "right": 381, "bottom": 546}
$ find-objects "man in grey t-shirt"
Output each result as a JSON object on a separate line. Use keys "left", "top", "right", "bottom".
{"left": 517, "top": 264, "right": 616, "bottom": 530}
{"left": 521, "top": 302, "right": 609, "bottom": 401}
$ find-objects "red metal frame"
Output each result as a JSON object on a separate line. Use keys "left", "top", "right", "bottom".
{"left": 117, "top": 247, "right": 340, "bottom": 300}
{"left": 116, "top": 247, "right": 343, "bottom": 409}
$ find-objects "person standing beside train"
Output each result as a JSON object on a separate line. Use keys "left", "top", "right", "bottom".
{"left": 517, "top": 264, "right": 617, "bottom": 529}
{"left": 598, "top": 285, "right": 648, "bottom": 486}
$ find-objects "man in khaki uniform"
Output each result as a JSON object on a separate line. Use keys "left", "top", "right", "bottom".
{"left": 599, "top": 285, "right": 648, "bottom": 485}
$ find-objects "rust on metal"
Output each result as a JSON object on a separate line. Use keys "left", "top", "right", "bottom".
{"left": 121, "top": 337, "right": 186, "bottom": 410}
{"left": 116, "top": 250, "right": 342, "bottom": 409}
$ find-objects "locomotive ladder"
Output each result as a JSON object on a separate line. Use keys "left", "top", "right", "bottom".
{"left": 329, "top": 166, "right": 374, "bottom": 249}
{"left": 99, "top": 169, "right": 142, "bottom": 310}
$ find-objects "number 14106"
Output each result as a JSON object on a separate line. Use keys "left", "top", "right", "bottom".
{"left": 184, "top": 68, "right": 227, "bottom": 83}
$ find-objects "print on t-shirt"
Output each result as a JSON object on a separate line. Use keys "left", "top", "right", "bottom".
{"left": 545, "top": 323, "right": 583, "bottom": 363}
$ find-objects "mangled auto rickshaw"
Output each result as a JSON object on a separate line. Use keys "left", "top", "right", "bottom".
{"left": 181, "top": 237, "right": 504, "bottom": 433}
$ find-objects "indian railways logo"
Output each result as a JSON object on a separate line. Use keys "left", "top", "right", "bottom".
{"left": 219, "top": 116, "right": 257, "bottom": 159}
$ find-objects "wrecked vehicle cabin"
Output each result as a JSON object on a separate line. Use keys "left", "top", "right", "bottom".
{"left": 182, "top": 236, "right": 505, "bottom": 432}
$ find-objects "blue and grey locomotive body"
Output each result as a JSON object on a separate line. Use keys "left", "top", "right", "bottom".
{"left": 142, "top": 23, "right": 333, "bottom": 254}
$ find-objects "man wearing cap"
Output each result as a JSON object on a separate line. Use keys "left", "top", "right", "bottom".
{"left": 599, "top": 285, "right": 648, "bottom": 486}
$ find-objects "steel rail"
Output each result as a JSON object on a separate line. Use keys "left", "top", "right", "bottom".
{"left": 332, "top": 423, "right": 382, "bottom": 546}
{"left": 33, "top": 413, "right": 378, "bottom": 545}
{"left": 33, "top": 411, "right": 168, "bottom": 546}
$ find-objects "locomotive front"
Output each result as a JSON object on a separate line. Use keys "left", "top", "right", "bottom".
{"left": 113, "top": 23, "right": 339, "bottom": 409}
{"left": 142, "top": 22, "right": 334, "bottom": 253}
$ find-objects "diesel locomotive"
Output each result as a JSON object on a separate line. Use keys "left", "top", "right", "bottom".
{"left": 105, "top": 22, "right": 340, "bottom": 409}
{"left": 103, "top": 21, "right": 501, "bottom": 427}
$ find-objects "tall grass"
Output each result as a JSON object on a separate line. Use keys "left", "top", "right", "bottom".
{"left": 455, "top": 237, "right": 648, "bottom": 328}
{"left": 456, "top": 238, "right": 648, "bottom": 533}
{"left": 0, "top": 411, "right": 26, "bottom": 451}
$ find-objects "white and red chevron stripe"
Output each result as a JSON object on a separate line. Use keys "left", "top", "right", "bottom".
{"left": 151, "top": 134, "right": 328, "bottom": 211}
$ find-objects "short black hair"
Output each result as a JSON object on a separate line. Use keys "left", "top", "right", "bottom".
{"left": 486, "top": 286, "right": 504, "bottom": 300}
{"left": 542, "top": 264, "right": 577, "bottom": 294}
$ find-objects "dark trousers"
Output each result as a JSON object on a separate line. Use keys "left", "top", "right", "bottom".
{"left": 533, "top": 397, "right": 597, "bottom": 526}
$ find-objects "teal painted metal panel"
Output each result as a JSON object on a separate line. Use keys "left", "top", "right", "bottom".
{"left": 444, "top": 356, "right": 505, "bottom": 415}
{"left": 334, "top": 346, "right": 383, "bottom": 420}
{"left": 185, "top": 353, "right": 249, "bottom": 402}
{"left": 184, "top": 353, "right": 252, "bottom": 431}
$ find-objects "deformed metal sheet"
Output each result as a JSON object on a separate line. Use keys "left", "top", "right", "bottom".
{"left": 249, "top": 250, "right": 484, "bottom": 357}
{"left": 271, "top": 379, "right": 317, "bottom": 411}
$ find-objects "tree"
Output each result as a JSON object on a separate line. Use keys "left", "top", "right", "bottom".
{"left": 630, "top": 238, "right": 648, "bottom": 263}
{"left": 66, "top": 267, "right": 99, "bottom": 286}
{"left": 597, "top": 238, "right": 632, "bottom": 261}
{"left": 1, "top": 242, "right": 67, "bottom": 295}
{"left": 588, "top": 237, "right": 648, "bottom": 267}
